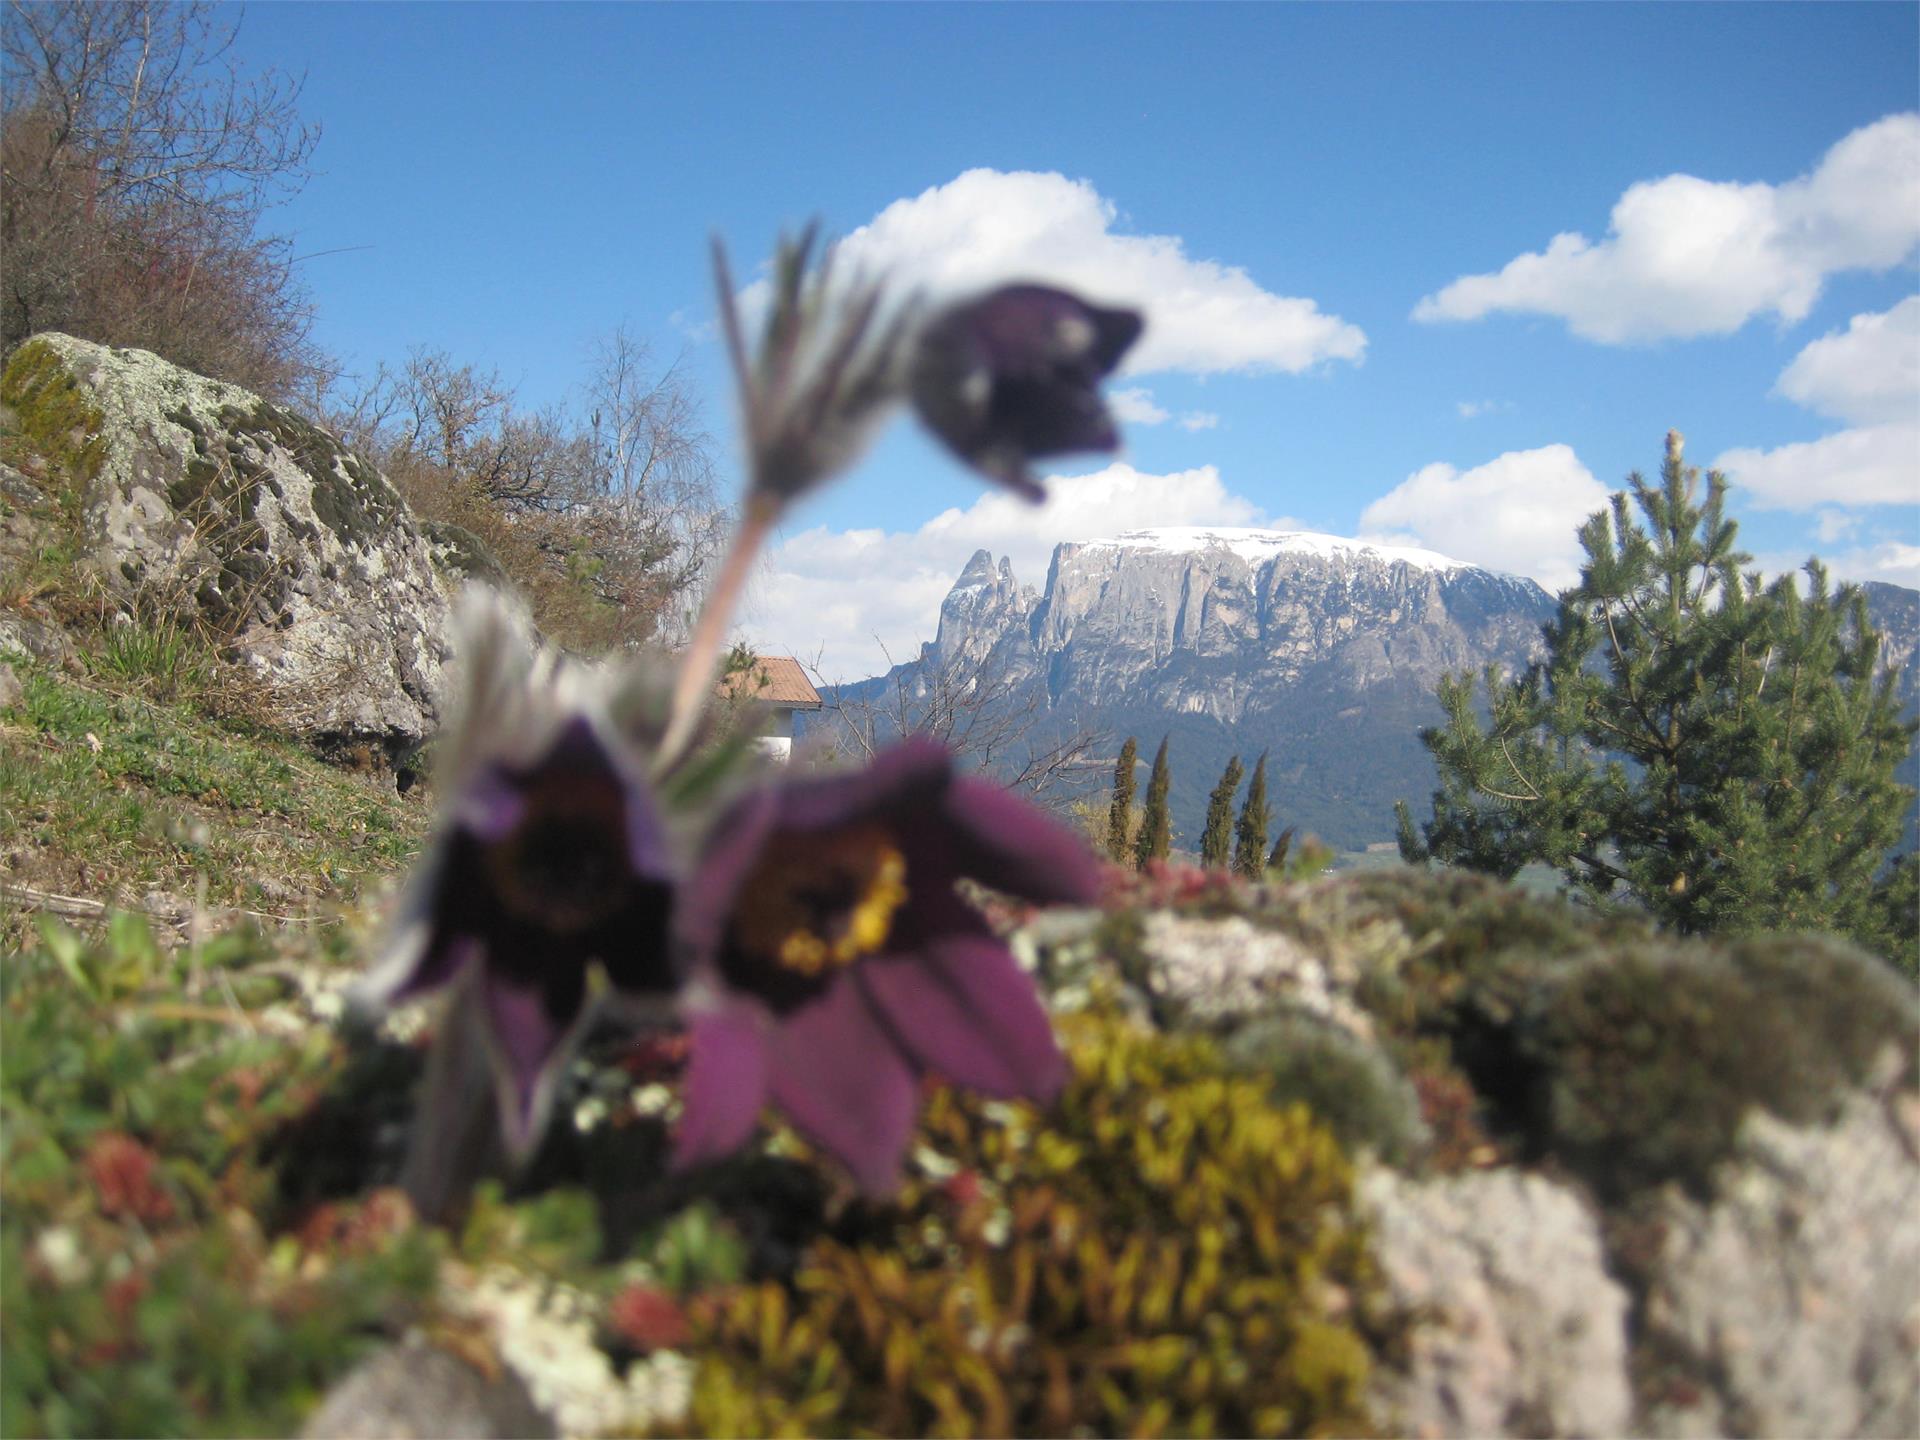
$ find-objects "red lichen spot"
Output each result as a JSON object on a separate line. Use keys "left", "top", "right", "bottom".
{"left": 941, "top": 1168, "right": 983, "bottom": 1211}
{"left": 218, "top": 1064, "right": 271, "bottom": 1112}
{"left": 85, "top": 1133, "right": 174, "bottom": 1224}
{"left": 1102, "top": 857, "right": 1245, "bottom": 911}
{"left": 1411, "top": 1067, "right": 1499, "bottom": 1173}
{"left": 619, "top": 1029, "right": 689, "bottom": 1081}
{"left": 347, "top": 1187, "right": 415, "bottom": 1250}
{"left": 298, "top": 1188, "right": 415, "bottom": 1257}
{"left": 297, "top": 1202, "right": 347, "bottom": 1253}
{"left": 608, "top": 1284, "right": 690, "bottom": 1352}
{"left": 104, "top": 1271, "right": 147, "bottom": 1327}
{"left": 1662, "top": 1378, "right": 1705, "bottom": 1408}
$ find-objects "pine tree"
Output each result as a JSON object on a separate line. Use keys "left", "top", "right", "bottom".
{"left": 1233, "top": 752, "right": 1272, "bottom": 878}
{"left": 1200, "top": 755, "right": 1244, "bottom": 867}
{"left": 1105, "top": 736, "right": 1139, "bottom": 862}
{"left": 1398, "top": 431, "right": 1917, "bottom": 963}
{"left": 1134, "top": 735, "right": 1173, "bottom": 869}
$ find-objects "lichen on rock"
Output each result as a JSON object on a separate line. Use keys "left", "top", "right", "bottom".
{"left": 1, "top": 333, "right": 459, "bottom": 750}
{"left": 1634, "top": 1090, "right": 1920, "bottom": 1439}
{"left": 1361, "top": 1166, "right": 1634, "bottom": 1438}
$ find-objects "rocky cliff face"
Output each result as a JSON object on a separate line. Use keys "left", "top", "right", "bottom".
{"left": 1, "top": 334, "right": 455, "bottom": 753}
{"left": 934, "top": 548, "right": 1038, "bottom": 673}
{"left": 1026, "top": 529, "right": 1551, "bottom": 719}
{"left": 850, "top": 527, "right": 1558, "bottom": 848}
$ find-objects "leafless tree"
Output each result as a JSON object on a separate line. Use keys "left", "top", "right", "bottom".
{"left": 2, "top": 0, "right": 325, "bottom": 395}
{"left": 808, "top": 643, "right": 1108, "bottom": 809}
{"left": 321, "top": 329, "right": 726, "bottom": 654}
{"left": 577, "top": 326, "right": 728, "bottom": 641}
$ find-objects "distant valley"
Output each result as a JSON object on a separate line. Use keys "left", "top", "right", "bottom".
{"left": 814, "top": 528, "right": 1920, "bottom": 853}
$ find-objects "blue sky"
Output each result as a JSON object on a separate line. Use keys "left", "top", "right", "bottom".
{"left": 242, "top": 2, "right": 1919, "bottom": 677}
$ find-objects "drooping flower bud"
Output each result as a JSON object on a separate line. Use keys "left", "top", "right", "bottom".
{"left": 910, "top": 284, "right": 1143, "bottom": 501}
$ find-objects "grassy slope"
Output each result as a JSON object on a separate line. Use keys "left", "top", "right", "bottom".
{"left": 1, "top": 661, "right": 427, "bottom": 950}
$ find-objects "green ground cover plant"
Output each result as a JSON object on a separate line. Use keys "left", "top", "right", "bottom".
{"left": 1, "top": 663, "right": 426, "bottom": 948}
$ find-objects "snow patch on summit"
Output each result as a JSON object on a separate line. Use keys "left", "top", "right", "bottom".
{"left": 1077, "top": 527, "right": 1476, "bottom": 575}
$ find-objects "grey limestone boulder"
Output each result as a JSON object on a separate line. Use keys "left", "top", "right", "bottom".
{"left": 300, "top": 1338, "right": 555, "bottom": 1439}
{"left": 1639, "top": 1088, "right": 1920, "bottom": 1439}
{"left": 3, "top": 333, "right": 454, "bottom": 750}
{"left": 1362, "top": 1166, "right": 1635, "bottom": 1438}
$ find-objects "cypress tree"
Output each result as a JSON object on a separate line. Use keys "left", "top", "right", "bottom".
{"left": 1134, "top": 735, "right": 1173, "bottom": 869}
{"left": 1266, "top": 826, "right": 1295, "bottom": 876}
{"left": 1201, "top": 755, "right": 1244, "bottom": 867}
{"left": 1105, "top": 736, "right": 1139, "bottom": 862}
{"left": 1233, "top": 752, "right": 1272, "bottom": 878}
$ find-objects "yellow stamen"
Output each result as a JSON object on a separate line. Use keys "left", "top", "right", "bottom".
{"left": 776, "top": 846, "right": 908, "bottom": 975}
{"left": 731, "top": 826, "right": 911, "bottom": 978}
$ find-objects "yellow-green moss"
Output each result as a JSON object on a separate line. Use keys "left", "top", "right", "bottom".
{"left": 664, "top": 1016, "right": 1384, "bottom": 1438}
{"left": 0, "top": 338, "right": 108, "bottom": 488}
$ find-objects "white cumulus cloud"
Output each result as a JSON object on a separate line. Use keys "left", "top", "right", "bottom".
{"left": 1413, "top": 114, "right": 1920, "bottom": 343}
{"left": 1109, "top": 387, "right": 1171, "bottom": 424}
{"left": 742, "top": 462, "right": 1270, "bottom": 680}
{"left": 826, "top": 168, "right": 1366, "bottom": 375}
{"left": 1456, "top": 399, "right": 1511, "bottom": 420}
{"left": 1713, "top": 296, "right": 1920, "bottom": 511}
{"left": 1749, "top": 541, "right": 1920, "bottom": 592}
{"left": 1814, "top": 508, "right": 1861, "bottom": 544}
{"left": 1774, "top": 294, "right": 1920, "bottom": 425}
{"left": 1711, "top": 424, "right": 1920, "bottom": 510}
{"left": 1178, "top": 411, "right": 1221, "bottom": 431}
{"left": 1358, "top": 444, "right": 1610, "bottom": 592}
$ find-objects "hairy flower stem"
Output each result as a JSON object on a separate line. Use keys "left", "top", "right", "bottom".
{"left": 400, "top": 975, "right": 508, "bottom": 1222}
{"left": 661, "top": 491, "right": 782, "bottom": 765}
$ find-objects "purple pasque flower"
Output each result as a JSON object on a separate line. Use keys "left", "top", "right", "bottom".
{"left": 671, "top": 738, "right": 1100, "bottom": 1193}
{"left": 909, "top": 284, "right": 1144, "bottom": 501}
{"left": 355, "top": 592, "right": 676, "bottom": 1161}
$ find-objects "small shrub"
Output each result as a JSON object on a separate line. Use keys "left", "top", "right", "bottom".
{"left": 0, "top": 920, "right": 439, "bottom": 1438}
{"left": 666, "top": 1015, "right": 1383, "bottom": 1438}
{"left": 1223, "top": 1016, "right": 1428, "bottom": 1168}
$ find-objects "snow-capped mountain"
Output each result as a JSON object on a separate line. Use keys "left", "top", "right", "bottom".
{"left": 821, "top": 526, "right": 1559, "bottom": 848}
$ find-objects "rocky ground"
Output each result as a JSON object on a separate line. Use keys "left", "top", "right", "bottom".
{"left": 4, "top": 831, "right": 1913, "bottom": 1437}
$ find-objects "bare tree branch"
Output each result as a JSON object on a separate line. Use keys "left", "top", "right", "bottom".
{"left": 803, "top": 644, "right": 1106, "bottom": 810}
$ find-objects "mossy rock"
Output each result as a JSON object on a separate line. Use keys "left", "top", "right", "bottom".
{"left": 1224, "top": 1015, "right": 1429, "bottom": 1168}
{"left": 215, "top": 401, "right": 403, "bottom": 549}
{"left": 421, "top": 520, "right": 512, "bottom": 591}
{"left": 1514, "top": 932, "right": 1918, "bottom": 1201}
{"left": 0, "top": 334, "right": 452, "bottom": 746}
{"left": 0, "top": 337, "right": 108, "bottom": 493}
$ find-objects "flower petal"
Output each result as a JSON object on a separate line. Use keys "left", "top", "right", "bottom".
{"left": 672, "top": 1005, "right": 773, "bottom": 1172}
{"left": 857, "top": 937, "right": 1067, "bottom": 1101}
{"left": 766, "top": 980, "right": 920, "bottom": 1194}
{"left": 479, "top": 969, "right": 583, "bottom": 1161}
{"left": 679, "top": 740, "right": 951, "bottom": 963}
{"left": 351, "top": 839, "right": 475, "bottom": 1013}
{"left": 940, "top": 776, "right": 1103, "bottom": 906}
{"left": 676, "top": 784, "right": 781, "bottom": 962}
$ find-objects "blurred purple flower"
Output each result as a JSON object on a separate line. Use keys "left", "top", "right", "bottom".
{"left": 910, "top": 284, "right": 1144, "bottom": 501}
{"left": 671, "top": 739, "right": 1100, "bottom": 1193}
{"left": 356, "top": 595, "right": 676, "bottom": 1161}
